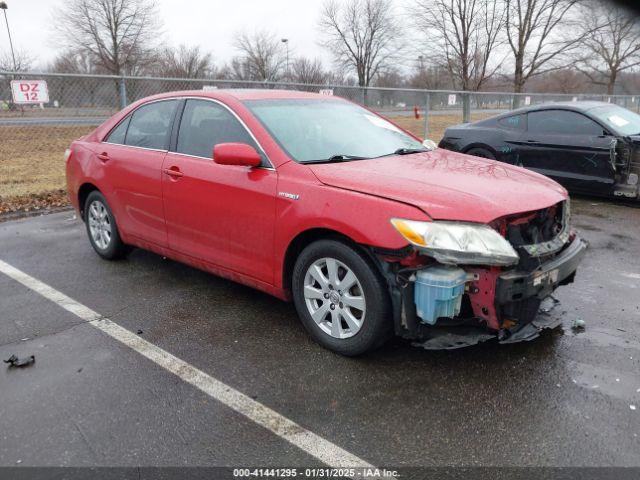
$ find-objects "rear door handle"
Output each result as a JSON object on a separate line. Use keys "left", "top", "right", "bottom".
{"left": 163, "top": 167, "right": 183, "bottom": 178}
{"left": 526, "top": 139, "right": 540, "bottom": 144}
{"left": 97, "top": 152, "right": 110, "bottom": 162}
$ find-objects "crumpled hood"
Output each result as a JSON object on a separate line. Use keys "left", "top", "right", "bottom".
{"left": 308, "top": 149, "right": 567, "bottom": 223}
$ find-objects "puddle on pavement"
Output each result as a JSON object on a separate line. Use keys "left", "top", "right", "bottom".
{"left": 572, "top": 327, "right": 640, "bottom": 352}
{"left": 568, "top": 359, "right": 640, "bottom": 403}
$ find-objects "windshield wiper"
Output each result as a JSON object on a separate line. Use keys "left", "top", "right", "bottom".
{"left": 373, "top": 147, "right": 429, "bottom": 159}
{"left": 305, "top": 154, "right": 368, "bottom": 164}
{"left": 392, "top": 148, "right": 430, "bottom": 155}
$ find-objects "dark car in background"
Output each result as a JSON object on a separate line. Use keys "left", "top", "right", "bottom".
{"left": 439, "top": 102, "right": 640, "bottom": 200}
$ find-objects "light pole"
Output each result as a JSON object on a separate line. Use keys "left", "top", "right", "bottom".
{"left": 0, "top": 2, "right": 17, "bottom": 72}
{"left": 281, "top": 38, "right": 289, "bottom": 80}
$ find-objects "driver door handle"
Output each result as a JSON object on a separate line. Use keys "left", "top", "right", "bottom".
{"left": 163, "top": 167, "right": 184, "bottom": 178}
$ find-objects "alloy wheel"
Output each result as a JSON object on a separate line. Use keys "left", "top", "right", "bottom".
{"left": 303, "top": 257, "right": 366, "bottom": 339}
{"left": 87, "top": 200, "right": 112, "bottom": 250}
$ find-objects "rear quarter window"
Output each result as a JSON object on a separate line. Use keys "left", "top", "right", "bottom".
{"left": 105, "top": 116, "right": 130, "bottom": 144}
{"left": 498, "top": 114, "right": 525, "bottom": 130}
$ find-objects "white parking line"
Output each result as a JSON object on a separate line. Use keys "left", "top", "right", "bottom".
{"left": 0, "top": 258, "right": 373, "bottom": 469}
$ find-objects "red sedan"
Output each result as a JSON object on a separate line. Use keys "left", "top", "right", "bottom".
{"left": 66, "top": 90, "right": 587, "bottom": 355}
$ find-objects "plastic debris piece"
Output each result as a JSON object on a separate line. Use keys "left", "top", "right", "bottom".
{"left": 616, "top": 378, "right": 621, "bottom": 382}
{"left": 540, "top": 296, "right": 560, "bottom": 313}
{"left": 631, "top": 405, "right": 636, "bottom": 411}
{"left": 571, "top": 318, "right": 586, "bottom": 330}
{"left": 136, "top": 329, "right": 143, "bottom": 335}
{"left": 3, "top": 354, "right": 35, "bottom": 368}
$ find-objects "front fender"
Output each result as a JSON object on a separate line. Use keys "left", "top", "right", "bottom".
{"left": 273, "top": 166, "right": 429, "bottom": 289}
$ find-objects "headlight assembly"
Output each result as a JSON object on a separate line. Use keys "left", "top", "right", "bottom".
{"left": 390, "top": 218, "right": 519, "bottom": 266}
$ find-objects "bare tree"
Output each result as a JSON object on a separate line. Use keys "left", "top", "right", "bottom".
{"left": 218, "top": 57, "right": 250, "bottom": 81}
{"left": 154, "top": 45, "right": 214, "bottom": 78}
{"left": 527, "top": 68, "right": 590, "bottom": 93}
{"left": 577, "top": 1, "right": 640, "bottom": 95}
{"left": 0, "top": 49, "right": 33, "bottom": 71}
{"left": 233, "top": 30, "right": 284, "bottom": 81}
{"left": 54, "top": 0, "right": 161, "bottom": 76}
{"left": 289, "top": 57, "right": 328, "bottom": 84}
{"left": 319, "top": 0, "right": 401, "bottom": 87}
{"left": 505, "top": 0, "right": 584, "bottom": 93}
{"left": 374, "top": 69, "right": 405, "bottom": 88}
{"left": 409, "top": 62, "right": 452, "bottom": 90}
{"left": 411, "top": 0, "right": 505, "bottom": 92}
{"left": 48, "top": 49, "right": 97, "bottom": 74}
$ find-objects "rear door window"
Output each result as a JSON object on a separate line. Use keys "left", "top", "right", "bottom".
{"left": 176, "top": 99, "right": 260, "bottom": 159}
{"left": 527, "top": 110, "right": 603, "bottom": 136}
{"left": 125, "top": 100, "right": 178, "bottom": 150}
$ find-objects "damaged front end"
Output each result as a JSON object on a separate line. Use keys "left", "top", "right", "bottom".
{"left": 613, "top": 136, "right": 640, "bottom": 199}
{"left": 376, "top": 200, "right": 587, "bottom": 350}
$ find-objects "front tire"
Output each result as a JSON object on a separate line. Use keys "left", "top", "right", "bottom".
{"left": 292, "top": 239, "right": 392, "bottom": 356}
{"left": 84, "top": 191, "right": 128, "bottom": 260}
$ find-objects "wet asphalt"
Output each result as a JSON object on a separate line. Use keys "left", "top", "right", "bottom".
{"left": 0, "top": 197, "right": 639, "bottom": 468}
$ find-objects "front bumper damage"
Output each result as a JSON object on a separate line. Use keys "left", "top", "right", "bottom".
{"left": 380, "top": 234, "right": 588, "bottom": 350}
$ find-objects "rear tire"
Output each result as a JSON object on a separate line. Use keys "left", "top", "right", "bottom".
{"left": 84, "top": 191, "right": 128, "bottom": 260}
{"left": 292, "top": 239, "right": 392, "bottom": 356}
{"left": 466, "top": 147, "right": 496, "bottom": 160}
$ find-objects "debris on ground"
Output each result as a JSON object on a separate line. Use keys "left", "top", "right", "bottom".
{"left": 571, "top": 318, "right": 586, "bottom": 331}
{"left": 137, "top": 329, "right": 143, "bottom": 335}
{"left": 0, "top": 189, "right": 69, "bottom": 216}
{"left": 3, "top": 354, "right": 35, "bottom": 368}
{"left": 617, "top": 328, "right": 627, "bottom": 332}
{"left": 631, "top": 405, "right": 636, "bottom": 411}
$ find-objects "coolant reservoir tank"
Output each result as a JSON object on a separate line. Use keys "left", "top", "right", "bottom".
{"left": 414, "top": 266, "right": 467, "bottom": 325}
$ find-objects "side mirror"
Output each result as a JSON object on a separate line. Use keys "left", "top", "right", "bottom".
{"left": 213, "top": 143, "right": 262, "bottom": 167}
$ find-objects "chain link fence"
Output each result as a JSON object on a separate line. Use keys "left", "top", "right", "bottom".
{"left": 1, "top": 70, "right": 639, "bottom": 200}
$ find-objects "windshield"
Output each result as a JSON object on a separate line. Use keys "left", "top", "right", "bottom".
{"left": 589, "top": 105, "right": 640, "bottom": 136}
{"left": 244, "top": 99, "right": 424, "bottom": 163}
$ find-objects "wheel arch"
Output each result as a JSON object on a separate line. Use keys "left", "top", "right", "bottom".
{"left": 462, "top": 143, "right": 499, "bottom": 157}
{"left": 78, "top": 182, "right": 101, "bottom": 220}
{"left": 281, "top": 228, "right": 382, "bottom": 294}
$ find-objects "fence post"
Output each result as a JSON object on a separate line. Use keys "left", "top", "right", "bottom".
{"left": 423, "top": 92, "right": 430, "bottom": 140}
{"left": 119, "top": 76, "right": 128, "bottom": 109}
{"left": 462, "top": 92, "right": 470, "bottom": 123}
{"left": 361, "top": 86, "right": 367, "bottom": 107}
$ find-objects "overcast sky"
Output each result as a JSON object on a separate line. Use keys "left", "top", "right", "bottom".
{"left": 2, "top": 0, "right": 368, "bottom": 70}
